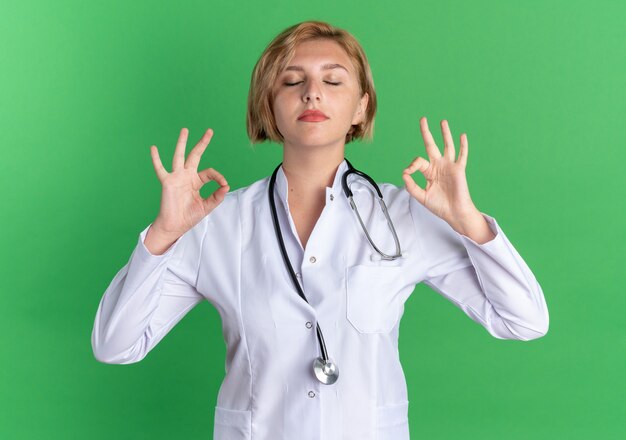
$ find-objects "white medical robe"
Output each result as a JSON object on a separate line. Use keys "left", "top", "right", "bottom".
{"left": 91, "top": 159, "right": 549, "bottom": 440}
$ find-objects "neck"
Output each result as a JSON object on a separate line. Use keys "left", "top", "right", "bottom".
{"left": 282, "top": 144, "right": 345, "bottom": 193}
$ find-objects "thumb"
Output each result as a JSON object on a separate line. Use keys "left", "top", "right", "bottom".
{"left": 402, "top": 171, "right": 426, "bottom": 205}
{"left": 202, "top": 184, "right": 230, "bottom": 213}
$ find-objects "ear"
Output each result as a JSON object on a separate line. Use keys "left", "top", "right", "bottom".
{"left": 351, "top": 92, "right": 369, "bottom": 125}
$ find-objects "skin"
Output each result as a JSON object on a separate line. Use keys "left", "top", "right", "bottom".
{"left": 271, "top": 38, "right": 495, "bottom": 246}
{"left": 402, "top": 118, "right": 497, "bottom": 244}
{"left": 144, "top": 38, "right": 495, "bottom": 255}
{"left": 145, "top": 127, "right": 229, "bottom": 255}
{"left": 271, "top": 38, "right": 369, "bottom": 248}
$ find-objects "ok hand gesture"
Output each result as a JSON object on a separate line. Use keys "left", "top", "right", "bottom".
{"left": 402, "top": 117, "right": 478, "bottom": 231}
{"left": 149, "top": 128, "right": 230, "bottom": 241}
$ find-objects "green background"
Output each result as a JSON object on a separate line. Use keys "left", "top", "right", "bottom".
{"left": 1, "top": 0, "right": 624, "bottom": 438}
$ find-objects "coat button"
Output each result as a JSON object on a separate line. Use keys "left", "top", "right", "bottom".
{"left": 308, "top": 391, "right": 316, "bottom": 398}
{"left": 305, "top": 321, "right": 313, "bottom": 329}
{"left": 330, "top": 194, "right": 334, "bottom": 201}
{"left": 309, "top": 256, "right": 316, "bottom": 263}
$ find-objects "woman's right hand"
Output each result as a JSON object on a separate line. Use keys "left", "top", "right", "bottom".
{"left": 148, "top": 127, "right": 229, "bottom": 241}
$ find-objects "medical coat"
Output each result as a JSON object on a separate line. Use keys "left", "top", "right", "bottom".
{"left": 91, "top": 159, "right": 549, "bottom": 440}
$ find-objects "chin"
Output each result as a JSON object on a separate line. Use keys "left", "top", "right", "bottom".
{"left": 289, "top": 137, "right": 341, "bottom": 149}
{"left": 287, "top": 129, "right": 345, "bottom": 147}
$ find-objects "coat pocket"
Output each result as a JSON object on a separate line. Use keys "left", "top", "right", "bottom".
{"left": 376, "top": 400, "right": 410, "bottom": 439}
{"left": 213, "top": 406, "right": 251, "bottom": 440}
{"left": 345, "top": 265, "right": 404, "bottom": 334}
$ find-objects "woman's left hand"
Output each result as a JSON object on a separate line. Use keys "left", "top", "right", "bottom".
{"left": 402, "top": 117, "right": 479, "bottom": 232}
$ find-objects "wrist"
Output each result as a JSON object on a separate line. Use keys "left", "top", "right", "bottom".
{"left": 151, "top": 218, "right": 185, "bottom": 240}
{"left": 446, "top": 204, "right": 480, "bottom": 233}
{"left": 144, "top": 221, "right": 183, "bottom": 256}
{"left": 448, "top": 208, "right": 496, "bottom": 244}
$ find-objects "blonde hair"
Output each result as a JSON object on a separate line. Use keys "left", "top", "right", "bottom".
{"left": 246, "top": 20, "right": 377, "bottom": 146}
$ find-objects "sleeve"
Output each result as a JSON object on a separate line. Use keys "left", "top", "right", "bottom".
{"left": 409, "top": 197, "right": 550, "bottom": 341}
{"left": 91, "top": 218, "right": 207, "bottom": 364}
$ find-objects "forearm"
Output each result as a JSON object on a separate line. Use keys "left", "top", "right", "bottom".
{"left": 92, "top": 223, "right": 198, "bottom": 364}
{"left": 447, "top": 207, "right": 496, "bottom": 245}
{"left": 423, "top": 211, "right": 549, "bottom": 340}
{"left": 144, "top": 223, "right": 182, "bottom": 255}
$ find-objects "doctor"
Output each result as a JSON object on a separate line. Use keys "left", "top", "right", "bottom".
{"left": 91, "top": 20, "right": 549, "bottom": 440}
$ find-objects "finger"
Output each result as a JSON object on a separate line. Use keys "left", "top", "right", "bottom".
{"left": 150, "top": 145, "right": 168, "bottom": 181}
{"left": 172, "top": 127, "right": 189, "bottom": 171}
{"left": 419, "top": 116, "right": 442, "bottom": 160}
{"left": 404, "top": 156, "right": 431, "bottom": 179}
{"left": 186, "top": 128, "right": 214, "bottom": 170}
{"left": 186, "top": 128, "right": 213, "bottom": 171}
{"left": 197, "top": 167, "right": 228, "bottom": 187}
{"left": 202, "top": 184, "right": 230, "bottom": 212}
{"left": 441, "top": 120, "right": 456, "bottom": 161}
{"left": 402, "top": 171, "right": 426, "bottom": 205}
{"left": 458, "top": 133, "right": 468, "bottom": 168}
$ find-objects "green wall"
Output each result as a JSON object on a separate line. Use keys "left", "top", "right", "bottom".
{"left": 1, "top": 0, "right": 624, "bottom": 438}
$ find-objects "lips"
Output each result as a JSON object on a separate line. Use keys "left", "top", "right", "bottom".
{"left": 298, "top": 109, "right": 329, "bottom": 121}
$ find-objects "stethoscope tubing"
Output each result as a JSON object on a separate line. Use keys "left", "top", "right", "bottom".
{"left": 268, "top": 166, "right": 330, "bottom": 363}
{"left": 267, "top": 159, "right": 402, "bottom": 384}
{"left": 342, "top": 159, "right": 402, "bottom": 261}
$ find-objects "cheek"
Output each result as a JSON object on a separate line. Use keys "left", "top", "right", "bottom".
{"left": 271, "top": 98, "right": 283, "bottom": 119}
{"left": 338, "top": 97, "right": 360, "bottom": 119}
{"left": 272, "top": 104, "right": 289, "bottom": 131}
{"left": 273, "top": 94, "right": 297, "bottom": 121}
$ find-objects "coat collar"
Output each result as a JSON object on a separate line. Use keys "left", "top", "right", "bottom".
{"left": 275, "top": 158, "right": 349, "bottom": 210}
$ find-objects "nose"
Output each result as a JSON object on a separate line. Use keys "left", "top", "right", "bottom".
{"left": 302, "top": 80, "right": 322, "bottom": 103}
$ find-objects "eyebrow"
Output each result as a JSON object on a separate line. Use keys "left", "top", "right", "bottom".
{"left": 284, "top": 63, "right": 349, "bottom": 73}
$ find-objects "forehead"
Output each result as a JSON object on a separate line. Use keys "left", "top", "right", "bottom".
{"left": 282, "top": 39, "right": 355, "bottom": 74}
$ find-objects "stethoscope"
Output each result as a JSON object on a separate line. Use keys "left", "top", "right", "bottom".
{"left": 268, "top": 158, "right": 402, "bottom": 385}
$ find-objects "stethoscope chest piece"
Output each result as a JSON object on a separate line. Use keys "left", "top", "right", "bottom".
{"left": 313, "top": 357, "right": 339, "bottom": 385}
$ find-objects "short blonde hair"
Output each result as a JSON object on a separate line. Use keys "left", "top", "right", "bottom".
{"left": 246, "top": 20, "right": 377, "bottom": 146}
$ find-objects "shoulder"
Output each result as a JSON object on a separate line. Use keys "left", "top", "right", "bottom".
{"left": 375, "top": 180, "right": 443, "bottom": 229}
{"left": 233, "top": 174, "right": 271, "bottom": 207}
{"left": 201, "top": 174, "right": 270, "bottom": 223}
{"left": 377, "top": 181, "right": 406, "bottom": 199}
{"left": 375, "top": 181, "right": 414, "bottom": 212}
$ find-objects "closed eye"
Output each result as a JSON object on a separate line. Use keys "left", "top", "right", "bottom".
{"left": 284, "top": 81, "right": 342, "bottom": 86}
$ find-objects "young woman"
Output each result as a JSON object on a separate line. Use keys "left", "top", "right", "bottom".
{"left": 92, "top": 20, "right": 549, "bottom": 440}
